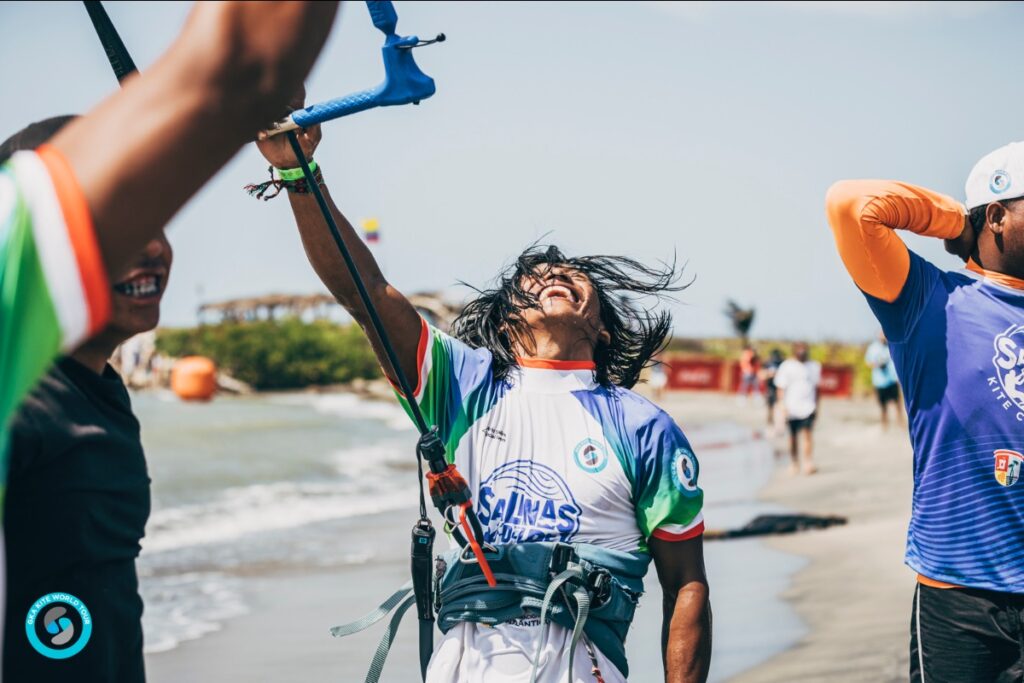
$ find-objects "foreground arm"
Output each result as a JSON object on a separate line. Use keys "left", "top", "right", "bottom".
{"left": 50, "top": 1, "right": 338, "bottom": 279}
{"left": 256, "top": 124, "right": 422, "bottom": 387}
{"left": 824, "top": 180, "right": 967, "bottom": 302}
{"left": 0, "top": 1, "right": 337, "bottom": 443}
{"left": 651, "top": 536, "right": 711, "bottom": 683}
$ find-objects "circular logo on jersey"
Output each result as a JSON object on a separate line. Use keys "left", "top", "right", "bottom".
{"left": 477, "top": 460, "right": 582, "bottom": 544}
{"left": 573, "top": 438, "right": 609, "bottom": 474}
{"left": 990, "top": 169, "right": 1012, "bottom": 195}
{"left": 25, "top": 593, "right": 92, "bottom": 659}
{"left": 670, "top": 449, "right": 700, "bottom": 496}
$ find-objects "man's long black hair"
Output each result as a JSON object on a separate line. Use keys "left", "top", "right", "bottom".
{"left": 450, "top": 245, "right": 688, "bottom": 389}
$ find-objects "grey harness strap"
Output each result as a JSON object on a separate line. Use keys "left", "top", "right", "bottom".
{"left": 529, "top": 566, "right": 594, "bottom": 683}
{"left": 330, "top": 582, "right": 417, "bottom": 682}
{"left": 330, "top": 581, "right": 413, "bottom": 638}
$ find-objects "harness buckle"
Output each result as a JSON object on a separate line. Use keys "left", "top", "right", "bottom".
{"left": 433, "top": 556, "right": 447, "bottom": 614}
{"left": 549, "top": 542, "right": 577, "bottom": 575}
{"left": 587, "top": 567, "right": 613, "bottom": 608}
{"left": 417, "top": 428, "right": 449, "bottom": 474}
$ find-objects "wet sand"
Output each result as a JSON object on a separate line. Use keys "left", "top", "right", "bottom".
{"left": 665, "top": 393, "right": 915, "bottom": 683}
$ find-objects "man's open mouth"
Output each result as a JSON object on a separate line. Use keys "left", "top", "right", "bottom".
{"left": 539, "top": 284, "right": 579, "bottom": 303}
{"left": 114, "top": 274, "right": 163, "bottom": 299}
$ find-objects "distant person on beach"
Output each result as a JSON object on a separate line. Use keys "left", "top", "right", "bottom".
{"left": 2, "top": 116, "right": 176, "bottom": 680}
{"left": 827, "top": 142, "right": 1024, "bottom": 682}
{"left": 649, "top": 356, "right": 669, "bottom": 400}
{"left": 0, "top": 4, "right": 337, "bottom": 678}
{"left": 737, "top": 346, "right": 760, "bottom": 402}
{"left": 864, "top": 331, "right": 902, "bottom": 429}
{"left": 773, "top": 342, "right": 820, "bottom": 475}
{"left": 259, "top": 122, "right": 711, "bottom": 682}
{"left": 759, "top": 348, "right": 785, "bottom": 432}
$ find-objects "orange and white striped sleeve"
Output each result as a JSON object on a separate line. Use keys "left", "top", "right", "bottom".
{"left": 1, "top": 145, "right": 110, "bottom": 453}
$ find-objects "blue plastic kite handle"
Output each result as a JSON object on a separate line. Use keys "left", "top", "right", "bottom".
{"left": 287, "top": 1, "right": 435, "bottom": 128}
{"left": 367, "top": 0, "right": 398, "bottom": 34}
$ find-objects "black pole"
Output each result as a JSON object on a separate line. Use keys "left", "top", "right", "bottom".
{"left": 83, "top": 1, "right": 137, "bottom": 82}
{"left": 283, "top": 132, "right": 432, "bottom": 436}
{"left": 285, "top": 131, "right": 436, "bottom": 681}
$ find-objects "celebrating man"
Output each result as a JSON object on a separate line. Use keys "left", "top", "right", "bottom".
{"left": 827, "top": 142, "right": 1024, "bottom": 681}
{"left": 257, "top": 122, "right": 712, "bottom": 682}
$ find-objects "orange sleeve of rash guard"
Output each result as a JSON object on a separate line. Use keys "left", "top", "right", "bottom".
{"left": 824, "top": 180, "right": 966, "bottom": 302}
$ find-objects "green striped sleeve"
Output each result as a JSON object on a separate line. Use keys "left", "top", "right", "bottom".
{"left": 393, "top": 318, "right": 497, "bottom": 459}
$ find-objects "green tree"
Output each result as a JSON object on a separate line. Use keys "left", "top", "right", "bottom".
{"left": 156, "top": 319, "right": 381, "bottom": 390}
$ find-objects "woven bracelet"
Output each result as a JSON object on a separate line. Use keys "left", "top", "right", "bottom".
{"left": 244, "top": 161, "right": 324, "bottom": 201}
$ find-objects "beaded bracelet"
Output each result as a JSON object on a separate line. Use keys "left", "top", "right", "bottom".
{"left": 244, "top": 161, "right": 324, "bottom": 201}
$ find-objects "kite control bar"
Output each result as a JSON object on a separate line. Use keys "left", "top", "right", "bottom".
{"left": 261, "top": 0, "right": 443, "bottom": 138}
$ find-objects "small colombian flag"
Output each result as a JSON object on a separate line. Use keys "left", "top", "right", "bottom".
{"left": 362, "top": 218, "right": 380, "bottom": 243}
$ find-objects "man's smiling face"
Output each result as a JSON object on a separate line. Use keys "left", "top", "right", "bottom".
{"left": 107, "top": 232, "right": 173, "bottom": 339}
{"left": 515, "top": 264, "right": 607, "bottom": 347}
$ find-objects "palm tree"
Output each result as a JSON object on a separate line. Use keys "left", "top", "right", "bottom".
{"left": 724, "top": 300, "right": 756, "bottom": 346}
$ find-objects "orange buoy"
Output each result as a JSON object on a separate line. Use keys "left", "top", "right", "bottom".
{"left": 171, "top": 356, "right": 218, "bottom": 402}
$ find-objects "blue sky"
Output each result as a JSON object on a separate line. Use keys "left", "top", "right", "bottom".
{"left": 3, "top": 1, "right": 1023, "bottom": 341}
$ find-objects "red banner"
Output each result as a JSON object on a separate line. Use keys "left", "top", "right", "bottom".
{"left": 665, "top": 358, "right": 725, "bottom": 391}
{"left": 818, "top": 364, "right": 853, "bottom": 397}
{"left": 664, "top": 357, "right": 854, "bottom": 397}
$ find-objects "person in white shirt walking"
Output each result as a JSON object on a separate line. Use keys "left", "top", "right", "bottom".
{"left": 773, "top": 342, "right": 821, "bottom": 475}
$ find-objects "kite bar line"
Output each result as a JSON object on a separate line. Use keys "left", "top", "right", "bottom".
{"left": 283, "top": 131, "right": 429, "bottom": 432}
{"left": 83, "top": 0, "right": 137, "bottom": 81}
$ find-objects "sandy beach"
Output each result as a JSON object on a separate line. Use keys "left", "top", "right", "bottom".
{"left": 721, "top": 396, "right": 916, "bottom": 683}
{"left": 143, "top": 390, "right": 915, "bottom": 682}
{"left": 657, "top": 391, "right": 915, "bottom": 683}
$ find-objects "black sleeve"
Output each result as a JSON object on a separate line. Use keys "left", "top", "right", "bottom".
{"left": 7, "top": 403, "right": 45, "bottom": 476}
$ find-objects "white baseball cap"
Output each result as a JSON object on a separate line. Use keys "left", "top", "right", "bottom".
{"left": 965, "top": 141, "right": 1024, "bottom": 210}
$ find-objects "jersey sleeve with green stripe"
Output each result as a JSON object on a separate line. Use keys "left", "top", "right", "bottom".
{"left": 1, "top": 152, "right": 108, "bottom": 488}
{"left": 632, "top": 408, "right": 703, "bottom": 541}
{"left": 394, "top": 318, "right": 498, "bottom": 460}
{"left": 575, "top": 388, "right": 704, "bottom": 543}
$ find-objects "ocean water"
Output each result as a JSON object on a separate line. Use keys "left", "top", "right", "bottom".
{"left": 134, "top": 391, "right": 804, "bottom": 676}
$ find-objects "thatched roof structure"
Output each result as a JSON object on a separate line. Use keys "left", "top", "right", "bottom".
{"left": 198, "top": 293, "right": 338, "bottom": 322}
{"left": 198, "top": 291, "right": 464, "bottom": 330}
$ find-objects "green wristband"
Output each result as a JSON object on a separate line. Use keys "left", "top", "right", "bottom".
{"left": 274, "top": 160, "right": 317, "bottom": 181}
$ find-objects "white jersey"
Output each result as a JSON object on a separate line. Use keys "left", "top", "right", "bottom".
{"left": 396, "top": 321, "right": 704, "bottom": 682}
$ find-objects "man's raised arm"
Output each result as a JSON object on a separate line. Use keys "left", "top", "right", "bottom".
{"left": 824, "top": 180, "right": 967, "bottom": 303}
{"left": 256, "top": 122, "right": 423, "bottom": 387}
